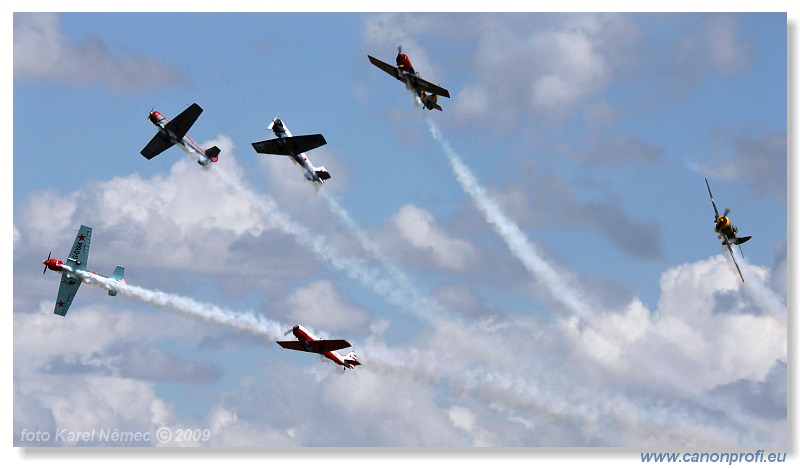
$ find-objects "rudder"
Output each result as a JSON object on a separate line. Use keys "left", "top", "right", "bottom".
{"left": 108, "top": 265, "right": 125, "bottom": 296}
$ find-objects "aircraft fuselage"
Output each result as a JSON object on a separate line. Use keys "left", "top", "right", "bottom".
{"left": 149, "top": 112, "right": 216, "bottom": 166}
{"left": 271, "top": 125, "right": 322, "bottom": 183}
{"left": 289, "top": 325, "right": 356, "bottom": 369}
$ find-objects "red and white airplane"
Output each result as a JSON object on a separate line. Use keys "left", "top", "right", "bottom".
{"left": 141, "top": 103, "right": 221, "bottom": 166}
{"left": 276, "top": 325, "right": 361, "bottom": 370}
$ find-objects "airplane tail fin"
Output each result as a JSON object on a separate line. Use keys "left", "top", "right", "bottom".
{"left": 736, "top": 235, "right": 752, "bottom": 245}
{"left": 205, "top": 146, "right": 221, "bottom": 163}
{"left": 108, "top": 265, "right": 125, "bottom": 296}
{"left": 343, "top": 351, "right": 361, "bottom": 369}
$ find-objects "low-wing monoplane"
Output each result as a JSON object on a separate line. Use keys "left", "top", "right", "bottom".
{"left": 251, "top": 117, "right": 331, "bottom": 184}
{"left": 276, "top": 325, "right": 361, "bottom": 370}
{"left": 42, "top": 225, "right": 126, "bottom": 316}
{"left": 141, "top": 103, "right": 221, "bottom": 166}
{"left": 368, "top": 47, "right": 451, "bottom": 111}
{"left": 705, "top": 177, "right": 752, "bottom": 282}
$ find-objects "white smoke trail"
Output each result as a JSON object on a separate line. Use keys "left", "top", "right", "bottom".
{"left": 361, "top": 341, "right": 715, "bottom": 446}
{"left": 70, "top": 267, "right": 741, "bottom": 445}
{"left": 425, "top": 117, "right": 592, "bottom": 318}
{"left": 74, "top": 269, "right": 287, "bottom": 341}
{"left": 206, "top": 163, "right": 442, "bottom": 321}
{"left": 322, "top": 192, "right": 452, "bottom": 323}
{"left": 74, "top": 268, "right": 578, "bottom": 437}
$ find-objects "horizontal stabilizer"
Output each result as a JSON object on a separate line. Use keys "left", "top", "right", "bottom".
{"left": 426, "top": 100, "right": 443, "bottom": 111}
{"left": 315, "top": 167, "right": 332, "bottom": 181}
{"left": 735, "top": 235, "right": 752, "bottom": 245}
{"left": 252, "top": 134, "right": 327, "bottom": 156}
{"left": 205, "top": 146, "right": 221, "bottom": 162}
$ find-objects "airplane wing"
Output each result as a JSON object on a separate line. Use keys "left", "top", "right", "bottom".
{"left": 140, "top": 133, "right": 175, "bottom": 159}
{"left": 53, "top": 274, "right": 81, "bottom": 316}
{"left": 166, "top": 103, "right": 203, "bottom": 141}
{"left": 721, "top": 234, "right": 745, "bottom": 282}
{"left": 252, "top": 134, "right": 327, "bottom": 156}
{"left": 705, "top": 178, "right": 720, "bottom": 218}
{"left": 66, "top": 225, "right": 91, "bottom": 270}
{"left": 368, "top": 55, "right": 404, "bottom": 81}
{"left": 276, "top": 339, "right": 352, "bottom": 354}
{"left": 410, "top": 75, "right": 451, "bottom": 99}
{"left": 368, "top": 55, "right": 451, "bottom": 98}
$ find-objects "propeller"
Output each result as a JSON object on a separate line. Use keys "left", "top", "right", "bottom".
{"left": 723, "top": 208, "right": 731, "bottom": 217}
{"left": 42, "top": 251, "right": 51, "bottom": 275}
{"left": 397, "top": 45, "right": 402, "bottom": 54}
{"left": 284, "top": 327, "right": 295, "bottom": 337}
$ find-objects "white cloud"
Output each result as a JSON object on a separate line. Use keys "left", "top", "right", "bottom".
{"left": 12, "top": 304, "right": 200, "bottom": 445}
{"left": 447, "top": 405, "right": 476, "bottom": 432}
{"left": 529, "top": 29, "right": 610, "bottom": 115}
{"left": 14, "top": 12, "right": 183, "bottom": 92}
{"left": 281, "top": 280, "right": 372, "bottom": 334}
{"left": 13, "top": 139, "right": 307, "bottom": 282}
{"left": 446, "top": 13, "right": 638, "bottom": 126}
{"left": 390, "top": 204, "right": 478, "bottom": 272}
{"left": 564, "top": 255, "right": 786, "bottom": 391}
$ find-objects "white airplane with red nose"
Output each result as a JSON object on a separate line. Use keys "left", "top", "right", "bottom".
{"left": 141, "top": 103, "right": 221, "bottom": 166}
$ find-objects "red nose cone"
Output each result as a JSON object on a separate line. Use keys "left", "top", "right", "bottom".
{"left": 43, "top": 258, "right": 63, "bottom": 271}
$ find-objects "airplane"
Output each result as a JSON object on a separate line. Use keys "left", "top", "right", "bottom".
{"left": 251, "top": 117, "right": 331, "bottom": 184}
{"left": 276, "top": 325, "right": 361, "bottom": 370}
{"left": 141, "top": 103, "right": 221, "bottom": 167}
{"left": 42, "top": 225, "right": 126, "bottom": 316}
{"left": 705, "top": 177, "right": 752, "bottom": 282}
{"left": 368, "top": 47, "right": 451, "bottom": 111}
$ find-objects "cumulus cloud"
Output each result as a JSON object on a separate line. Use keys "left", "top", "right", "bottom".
{"left": 13, "top": 139, "right": 326, "bottom": 300}
{"left": 12, "top": 304, "right": 200, "bottom": 446}
{"left": 564, "top": 255, "right": 786, "bottom": 392}
{"left": 278, "top": 280, "right": 372, "bottom": 334}
{"left": 452, "top": 13, "right": 639, "bottom": 127}
{"left": 390, "top": 204, "right": 478, "bottom": 272}
{"left": 14, "top": 12, "right": 183, "bottom": 92}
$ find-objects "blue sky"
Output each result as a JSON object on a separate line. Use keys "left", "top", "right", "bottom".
{"left": 8, "top": 4, "right": 793, "bottom": 457}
